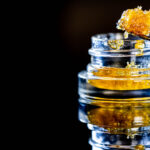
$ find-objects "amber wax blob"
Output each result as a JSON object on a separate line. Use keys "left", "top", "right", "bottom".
{"left": 117, "top": 6, "right": 150, "bottom": 39}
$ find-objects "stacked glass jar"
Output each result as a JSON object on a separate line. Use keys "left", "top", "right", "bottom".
{"left": 78, "top": 33, "right": 150, "bottom": 150}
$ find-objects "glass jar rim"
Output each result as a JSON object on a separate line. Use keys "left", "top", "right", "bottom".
{"left": 91, "top": 32, "right": 150, "bottom": 41}
{"left": 90, "top": 33, "right": 150, "bottom": 57}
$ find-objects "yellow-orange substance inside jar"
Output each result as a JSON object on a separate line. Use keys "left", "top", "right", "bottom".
{"left": 87, "top": 102, "right": 150, "bottom": 134}
{"left": 117, "top": 6, "right": 150, "bottom": 39}
{"left": 88, "top": 67, "right": 150, "bottom": 90}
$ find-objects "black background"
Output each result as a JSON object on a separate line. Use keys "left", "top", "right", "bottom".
{"left": 53, "top": 0, "right": 150, "bottom": 149}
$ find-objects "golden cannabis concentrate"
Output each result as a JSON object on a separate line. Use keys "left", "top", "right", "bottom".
{"left": 117, "top": 6, "right": 150, "bottom": 40}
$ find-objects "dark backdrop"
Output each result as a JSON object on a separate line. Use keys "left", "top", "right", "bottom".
{"left": 53, "top": 0, "right": 149, "bottom": 149}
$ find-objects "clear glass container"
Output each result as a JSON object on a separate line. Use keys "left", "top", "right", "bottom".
{"left": 78, "top": 33, "right": 150, "bottom": 150}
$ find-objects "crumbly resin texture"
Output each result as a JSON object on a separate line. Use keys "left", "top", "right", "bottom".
{"left": 117, "top": 6, "right": 150, "bottom": 39}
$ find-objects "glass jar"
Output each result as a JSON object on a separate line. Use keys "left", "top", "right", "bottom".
{"left": 78, "top": 33, "right": 150, "bottom": 150}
